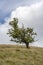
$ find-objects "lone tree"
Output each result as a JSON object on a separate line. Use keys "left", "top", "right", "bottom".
{"left": 8, "top": 18, "right": 37, "bottom": 48}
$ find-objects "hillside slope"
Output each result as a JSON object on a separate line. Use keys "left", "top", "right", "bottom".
{"left": 0, "top": 44, "right": 43, "bottom": 65}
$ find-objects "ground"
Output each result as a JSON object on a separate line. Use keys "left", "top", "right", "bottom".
{"left": 0, "top": 44, "right": 43, "bottom": 65}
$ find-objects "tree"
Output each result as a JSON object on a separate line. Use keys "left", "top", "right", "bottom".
{"left": 8, "top": 18, "right": 37, "bottom": 48}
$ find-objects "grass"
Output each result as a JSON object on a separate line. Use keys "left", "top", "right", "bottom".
{"left": 0, "top": 44, "right": 43, "bottom": 65}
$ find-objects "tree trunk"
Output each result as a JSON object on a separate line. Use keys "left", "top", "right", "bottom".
{"left": 26, "top": 43, "right": 29, "bottom": 48}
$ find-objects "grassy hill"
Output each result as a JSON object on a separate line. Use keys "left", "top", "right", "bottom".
{"left": 0, "top": 44, "right": 43, "bottom": 65}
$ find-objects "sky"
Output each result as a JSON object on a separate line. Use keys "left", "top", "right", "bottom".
{"left": 0, "top": 0, "right": 43, "bottom": 47}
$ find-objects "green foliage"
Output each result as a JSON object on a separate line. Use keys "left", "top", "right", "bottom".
{"left": 8, "top": 18, "right": 37, "bottom": 48}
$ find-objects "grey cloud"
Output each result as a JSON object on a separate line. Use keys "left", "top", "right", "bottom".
{"left": 0, "top": 0, "right": 42, "bottom": 24}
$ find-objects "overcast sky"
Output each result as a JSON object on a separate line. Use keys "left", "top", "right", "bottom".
{"left": 0, "top": 0, "right": 43, "bottom": 47}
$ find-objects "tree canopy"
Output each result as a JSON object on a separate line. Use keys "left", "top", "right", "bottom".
{"left": 8, "top": 18, "right": 37, "bottom": 48}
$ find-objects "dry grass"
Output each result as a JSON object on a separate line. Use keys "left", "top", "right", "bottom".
{"left": 0, "top": 44, "right": 43, "bottom": 65}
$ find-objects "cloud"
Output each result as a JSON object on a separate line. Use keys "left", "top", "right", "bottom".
{"left": 0, "top": 1, "right": 43, "bottom": 47}
{"left": 0, "top": 0, "right": 41, "bottom": 24}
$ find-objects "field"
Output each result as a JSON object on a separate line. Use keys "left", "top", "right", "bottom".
{"left": 0, "top": 44, "right": 43, "bottom": 65}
